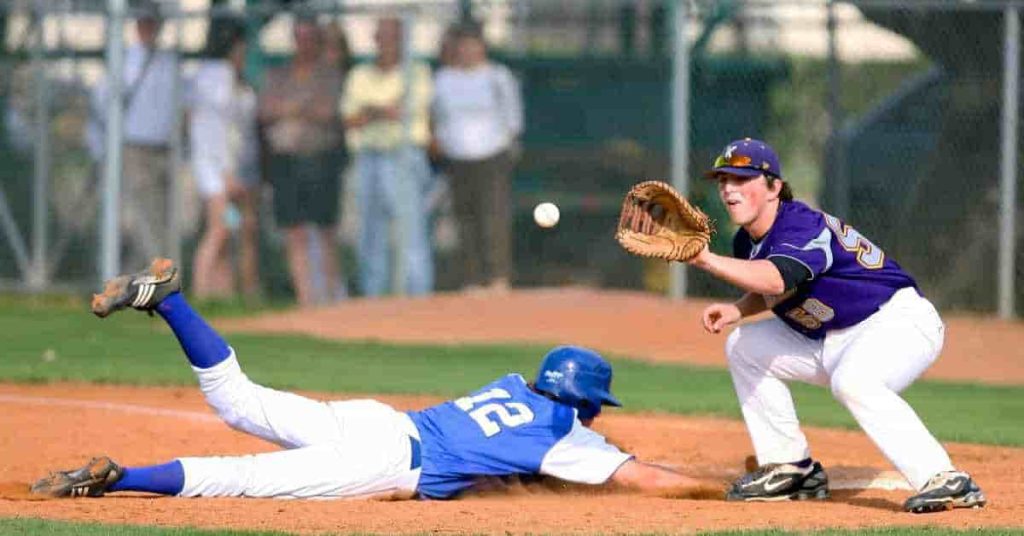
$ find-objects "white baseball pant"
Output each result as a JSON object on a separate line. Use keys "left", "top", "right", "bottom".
{"left": 175, "top": 353, "right": 422, "bottom": 499}
{"left": 726, "top": 287, "right": 954, "bottom": 490}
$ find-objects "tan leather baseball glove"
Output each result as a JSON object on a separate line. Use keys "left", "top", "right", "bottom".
{"left": 615, "top": 180, "right": 713, "bottom": 262}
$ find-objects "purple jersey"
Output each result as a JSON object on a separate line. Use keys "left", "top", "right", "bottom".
{"left": 733, "top": 201, "right": 917, "bottom": 339}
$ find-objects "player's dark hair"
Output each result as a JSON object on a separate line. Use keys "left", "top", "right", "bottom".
{"left": 768, "top": 176, "right": 794, "bottom": 202}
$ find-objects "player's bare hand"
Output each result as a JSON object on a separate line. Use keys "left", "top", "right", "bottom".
{"left": 685, "top": 244, "right": 712, "bottom": 266}
{"left": 701, "top": 303, "right": 741, "bottom": 334}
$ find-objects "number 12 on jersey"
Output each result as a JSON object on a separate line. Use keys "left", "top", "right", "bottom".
{"left": 454, "top": 388, "right": 536, "bottom": 437}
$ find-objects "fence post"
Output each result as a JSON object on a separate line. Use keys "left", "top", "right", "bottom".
{"left": 826, "top": 0, "right": 848, "bottom": 219}
{"left": 998, "top": 4, "right": 1020, "bottom": 319}
{"left": 100, "top": 0, "right": 126, "bottom": 283}
{"left": 669, "top": 0, "right": 691, "bottom": 300}
{"left": 30, "top": 2, "right": 50, "bottom": 289}
{"left": 168, "top": 6, "right": 184, "bottom": 268}
{"left": 393, "top": 10, "right": 415, "bottom": 296}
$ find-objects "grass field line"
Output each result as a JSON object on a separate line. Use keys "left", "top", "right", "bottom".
{"left": 0, "top": 394, "right": 220, "bottom": 424}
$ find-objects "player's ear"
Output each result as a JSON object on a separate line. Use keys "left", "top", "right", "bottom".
{"left": 765, "top": 176, "right": 782, "bottom": 200}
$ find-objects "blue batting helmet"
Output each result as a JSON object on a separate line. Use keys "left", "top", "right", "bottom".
{"left": 533, "top": 346, "right": 622, "bottom": 420}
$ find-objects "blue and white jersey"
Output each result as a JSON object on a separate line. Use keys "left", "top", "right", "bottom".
{"left": 407, "top": 374, "right": 633, "bottom": 499}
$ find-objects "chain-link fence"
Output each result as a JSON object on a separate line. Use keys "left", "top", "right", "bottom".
{"left": 0, "top": 0, "right": 1020, "bottom": 316}
{"left": 825, "top": 1, "right": 1023, "bottom": 318}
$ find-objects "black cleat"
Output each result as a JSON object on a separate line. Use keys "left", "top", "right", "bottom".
{"left": 726, "top": 460, "right": 829, "bottom": 502}
{"left": 91, "top": 258, "right": 180, "bottom": 318}
{"left": 904, "top": 471, "right": 986, "bottom": 513}
{"left": 30, "top": 456, "right": 124, "bottom": 498}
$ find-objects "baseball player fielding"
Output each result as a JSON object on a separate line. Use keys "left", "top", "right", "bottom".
{"left": 673, "top": 138, "right": 985, "bottom": 513}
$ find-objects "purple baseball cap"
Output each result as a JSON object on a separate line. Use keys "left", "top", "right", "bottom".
{"left": 704, "top": 138, "right": 781, "bottom": 179}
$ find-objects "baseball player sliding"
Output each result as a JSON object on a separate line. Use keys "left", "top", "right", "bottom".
{"left": 31, "top": 259, "right": 714, "bottom": 501}
{"left": 684, "top": 138, "right": 985, "bottom": 513}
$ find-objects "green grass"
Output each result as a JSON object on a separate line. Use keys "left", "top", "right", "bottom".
{"left": 0, "top": 518, "right": 293, "bottom": 535}
{"left": 0, "top": 519, "right": 1019, "bottom": 536}
{"left": 1, "top": 301, "right": 1023, "bottom": 446}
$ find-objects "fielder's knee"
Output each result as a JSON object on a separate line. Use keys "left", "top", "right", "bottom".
{"left": 194, "top": 356, "right": 260, "bottom": 431}
{"left": 829, "top": 371, "right": 882, "bottom": 408}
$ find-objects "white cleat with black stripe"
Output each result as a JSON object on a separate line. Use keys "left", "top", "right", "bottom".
{"left": 91, "top": 258, "right": 181, "bottom": 318}
{"left": 726, "top": 460, "right": 830, "bottom": 502}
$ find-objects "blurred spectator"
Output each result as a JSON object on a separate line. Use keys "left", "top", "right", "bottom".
{"left": 426, "top": 23, "right": 460, "bottom": 170}
{"left": 432, "top": 22, "right": 523, "bottom": 292}
{"left": 438, "top": 24, "right": 460, "bottom": 68}
{"left": 342, "top": 17, "right": 434, "bottom": 297}
{"left": 86, "top": 0, "right": 179, "bottom": 270}
{"left": 321, "top": 21, "right": 354, "bottom": 76}
{"left": 259, "top": 17, "right": 344, "bottom": 307}
{"left": 188, "top": 20, "right": 260, "bottom": 301}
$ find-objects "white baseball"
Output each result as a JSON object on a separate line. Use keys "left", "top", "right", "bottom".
{"left": 533, "top": 202, "right": 560, "bottom": 228}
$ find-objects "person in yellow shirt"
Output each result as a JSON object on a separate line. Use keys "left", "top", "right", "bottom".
{"left": 342, "top": 17, "right": 434, "bottom": 296}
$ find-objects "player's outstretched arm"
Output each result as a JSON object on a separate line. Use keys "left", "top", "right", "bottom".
{"left": 610, "top": 460, "right": 722, "bottom": 499}
{"left": 687, "top": 248, "right": 786, "bottom": 296}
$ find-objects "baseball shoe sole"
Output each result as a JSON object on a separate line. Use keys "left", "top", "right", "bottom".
{"left": 726, "top": 460, "right": 830, "bottom": 502}
{"left": 31, "top": 456, "right": 124, "bottom": 498}
{"left": 91, "top": 257, "right": 180, "bottom": 318}
{"left": 904, "top": 471, "right": 987, "bottom": 513}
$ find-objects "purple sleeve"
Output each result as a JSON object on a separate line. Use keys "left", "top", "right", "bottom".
{"left": 766, "top": 211, "right": 833, "bottom": 279}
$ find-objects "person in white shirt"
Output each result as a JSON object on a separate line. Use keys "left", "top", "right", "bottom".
{"left": 188, "top": 20, "right": 260, "bottom": 300}
{"left": 86, "top": 1, "right": 180, "bottom": 270}
{"left": 432, "top": 23, "right": 523, "bottom": 293}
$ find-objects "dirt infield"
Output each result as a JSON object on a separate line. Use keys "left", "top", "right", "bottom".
{"left": 220, "top": 288, "right": 1024, "bottom": 385}
{"left": 0, "top": 383, "right": 1021, "bottom": 533}
{"left": 2, "top": 289, "right": 1023, "bottom": 534}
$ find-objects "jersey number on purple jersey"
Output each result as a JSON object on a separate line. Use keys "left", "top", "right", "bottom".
{"left": 824, "top": 214, "right": 885, "bottom": 269}
{"left": 454, "top": 388, "right": 536, "bottom": 437}
{"left": 784, "top": 297, "right": 836, "bottom": 330}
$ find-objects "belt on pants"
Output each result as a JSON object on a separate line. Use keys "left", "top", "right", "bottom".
{"left": 408, "top": 435, "right": 422, "bottom": 470}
